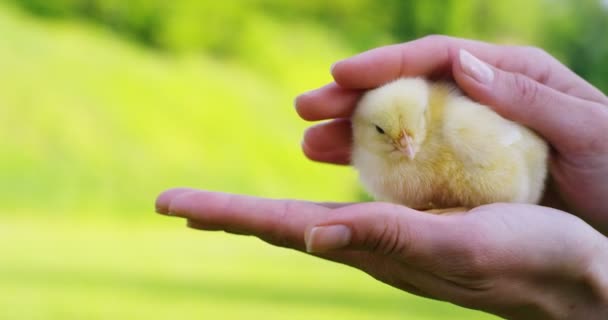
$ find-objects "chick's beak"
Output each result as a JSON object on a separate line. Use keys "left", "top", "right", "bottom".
{"left": 394, "top": 131, "right": 416, "bottom": 160}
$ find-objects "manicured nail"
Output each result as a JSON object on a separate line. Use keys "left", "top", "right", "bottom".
{"left": 459, "top": 49, "right": 494, "bottom": 84}
{"left": 305, "top": 225, "right": 352, "bottom": 253}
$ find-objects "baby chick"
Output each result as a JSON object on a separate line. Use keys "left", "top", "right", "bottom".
{"left": 351, "top": 77, "right": 548, "bottom": 210}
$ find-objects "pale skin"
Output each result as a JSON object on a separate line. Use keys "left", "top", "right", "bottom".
{"left": 156, "top": 36, "right": 608, "bottom": 319}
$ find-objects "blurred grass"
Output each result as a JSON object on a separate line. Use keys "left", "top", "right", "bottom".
{"left": 0, "top": 2, "right": 499, "bottom": 319}
{"left": 0, "top": 2, "right": 357, "bottom": 214}
{"left": 1, "top": 214, "right": 496, "bottom": 319}
{"left": 4, "top": 0, "right": 607, "bottom": 318}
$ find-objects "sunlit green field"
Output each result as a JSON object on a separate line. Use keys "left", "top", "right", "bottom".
{"left": 2, "top": 215, "right": 499, "bottom": 319}
{"left": 0, "top": 3, "right": 500, "bottom": 319}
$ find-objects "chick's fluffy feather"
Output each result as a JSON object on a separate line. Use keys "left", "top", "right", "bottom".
{"left": 351, "top": 77, "right": 548, "bottom": 209}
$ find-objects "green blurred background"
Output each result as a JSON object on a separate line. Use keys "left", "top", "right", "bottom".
{"left": 1, "top": 0, "right": 606, "bottom": 319}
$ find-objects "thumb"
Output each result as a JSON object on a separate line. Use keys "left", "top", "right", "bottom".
{"left": 453, "top": 49, "right": 608, "bottom": 154}
{"left": 304, "top": 203, "right": 470, "bottom": 262}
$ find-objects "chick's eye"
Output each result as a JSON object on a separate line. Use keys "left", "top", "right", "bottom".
{"left": 375, "top": 125, "right": 385, "bottom": 134}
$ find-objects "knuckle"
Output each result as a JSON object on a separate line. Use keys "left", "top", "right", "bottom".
{"left": 514, "top": 46, "right": 555, "bottom": 84}
{"left": 570, "top": 106, "right": 608, "bottom": 153}
{"left": 583, "top": 108, "right": 608, "bottom": 147}
{"left": 521, "top": 45, "right": 549, "bottom": 60}
{"left": 364, "top": 214, "right": 410, "bottom": 256}
{"left": 208, "top": 192, "right": 236, "bottom": 218}
{"left": 392, "top": 217, "right": 413, "bottom": 256}
{"left": 421, "top": 34, "right": 450, "bottom": 43}
{"left": 512, "top": 73, "right": 542, "bottom": 107}
{"left": 263, "top": 200, "right": 297, "bottom": 248}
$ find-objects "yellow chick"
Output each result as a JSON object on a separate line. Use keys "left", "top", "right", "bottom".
{"left": 351, "top": 77, "right": 548, "bottom": 210}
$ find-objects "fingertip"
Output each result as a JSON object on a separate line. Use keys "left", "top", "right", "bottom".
{"left": 301, "top": 139, "right": 351, "bottom": 165}
{"left": 303, "top": 119, "right": 352, "bottom": 149}
{"left": 330, "top": 60, "right": 340, "bottom": 75}
{"left": 301, "top": 120, "right": 352, "bottom": 165}
{"left": 302, "top": 123, "right": 321, "bottom": 146}
{"left": 294, "top": 93, "right": 314, "bottom": 121}
{"left": 329, "top": 60, "right": 346, "bottom": 84}
{"left": 167, "top": 190, "right": 215, "bottom": 217}
{"left": 295, "top": 83, "right": 362, "bottom": 121}
{"left": 155, "top": 187, "right": 198, "bottom": 215}
{"left": 330, "top": 47, "right": 401, "bottom": 89}
{"left": 330, "top": 57, "right": 367, "bottom": 89}
{"left": 300, "top": 137, "right": 316, "bottom": 160}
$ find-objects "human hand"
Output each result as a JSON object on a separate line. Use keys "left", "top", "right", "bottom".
{"left": 155, "top": 189, "right": 608, "bottom": 319}
{"left": 295, "top": 36, "right": 608, "bottom": 234}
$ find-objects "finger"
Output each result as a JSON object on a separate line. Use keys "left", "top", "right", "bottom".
{"left": 454, "top": 49, "right": 608, "bottom": 155}
{"left": 331, "top": 36, "right": 507, "bottom": 89}
{"left": 156, "top": 189, "right": 354, "bottom": 216}
{"left": 178, "top": 195, "right": 483, "bottom": 306}
{"left": 302, "top": 119, "right": 352, "bottom": 165}
{"left": 155, "top": 187, "right": 198, "bottom": 214}
{"left": 331, "top": 35, "right": 607, "bottom": 104}
{"left": 164, "top": 190, "right": 334, "bottom": 250}
{"left": 295, "top": 83, "right": 362, "bottom": 121}
{"left": 304, "top": 202, "right": 475, "bottom": 267}
{"left": 303, "top": 203, "right": 503, "bottom": 304}
{"left": 165, "top": 191, "right": 400, "bottom": 274}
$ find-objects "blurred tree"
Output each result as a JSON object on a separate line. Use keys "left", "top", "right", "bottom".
{"left": 3, "top": 0, "right": 607, "bottom": 209}
{"left": 5, "top": 0, "right": 607, "bottom": 93}
{"left": 541, "top": 0, "right": 608, "bottom": 92}
{"left": 13, "top": 0, "right": 167, "bottom": 45}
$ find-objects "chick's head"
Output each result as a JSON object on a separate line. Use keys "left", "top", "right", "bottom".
{"left": 352, "top": 77, "right": 429, "bottom": 160}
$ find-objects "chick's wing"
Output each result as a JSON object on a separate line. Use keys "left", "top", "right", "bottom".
{"left": 441, "top": 95, "right": 527, "bottom": 169}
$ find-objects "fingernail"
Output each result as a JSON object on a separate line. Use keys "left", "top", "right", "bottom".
{"left": 330, "top": 61, "right": 341, "bottom": 74}
{"left": 459, "top": 49, "right": 494, "bottom": 84}
{"left": 305, "top": 225, "right": 352, "bottom": 253}
{"left": 294, "top": 92, "right": 308, "bottom": 110}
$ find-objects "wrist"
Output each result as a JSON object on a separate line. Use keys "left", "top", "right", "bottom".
{"left": 552, "top": 235, "right": 608, "bottom": 320}
{"left": 579, "top": 236, "right": 608, "bottom": 318}
{"left": 509, "top": 235, "right": 608, "bottom": 320}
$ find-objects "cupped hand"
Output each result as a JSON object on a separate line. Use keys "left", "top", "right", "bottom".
{"left": 295, "top": 35, "right": 608, "bottom": 234}
{"left": 156, "top": 189, "right": 608, "bottom": 319}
